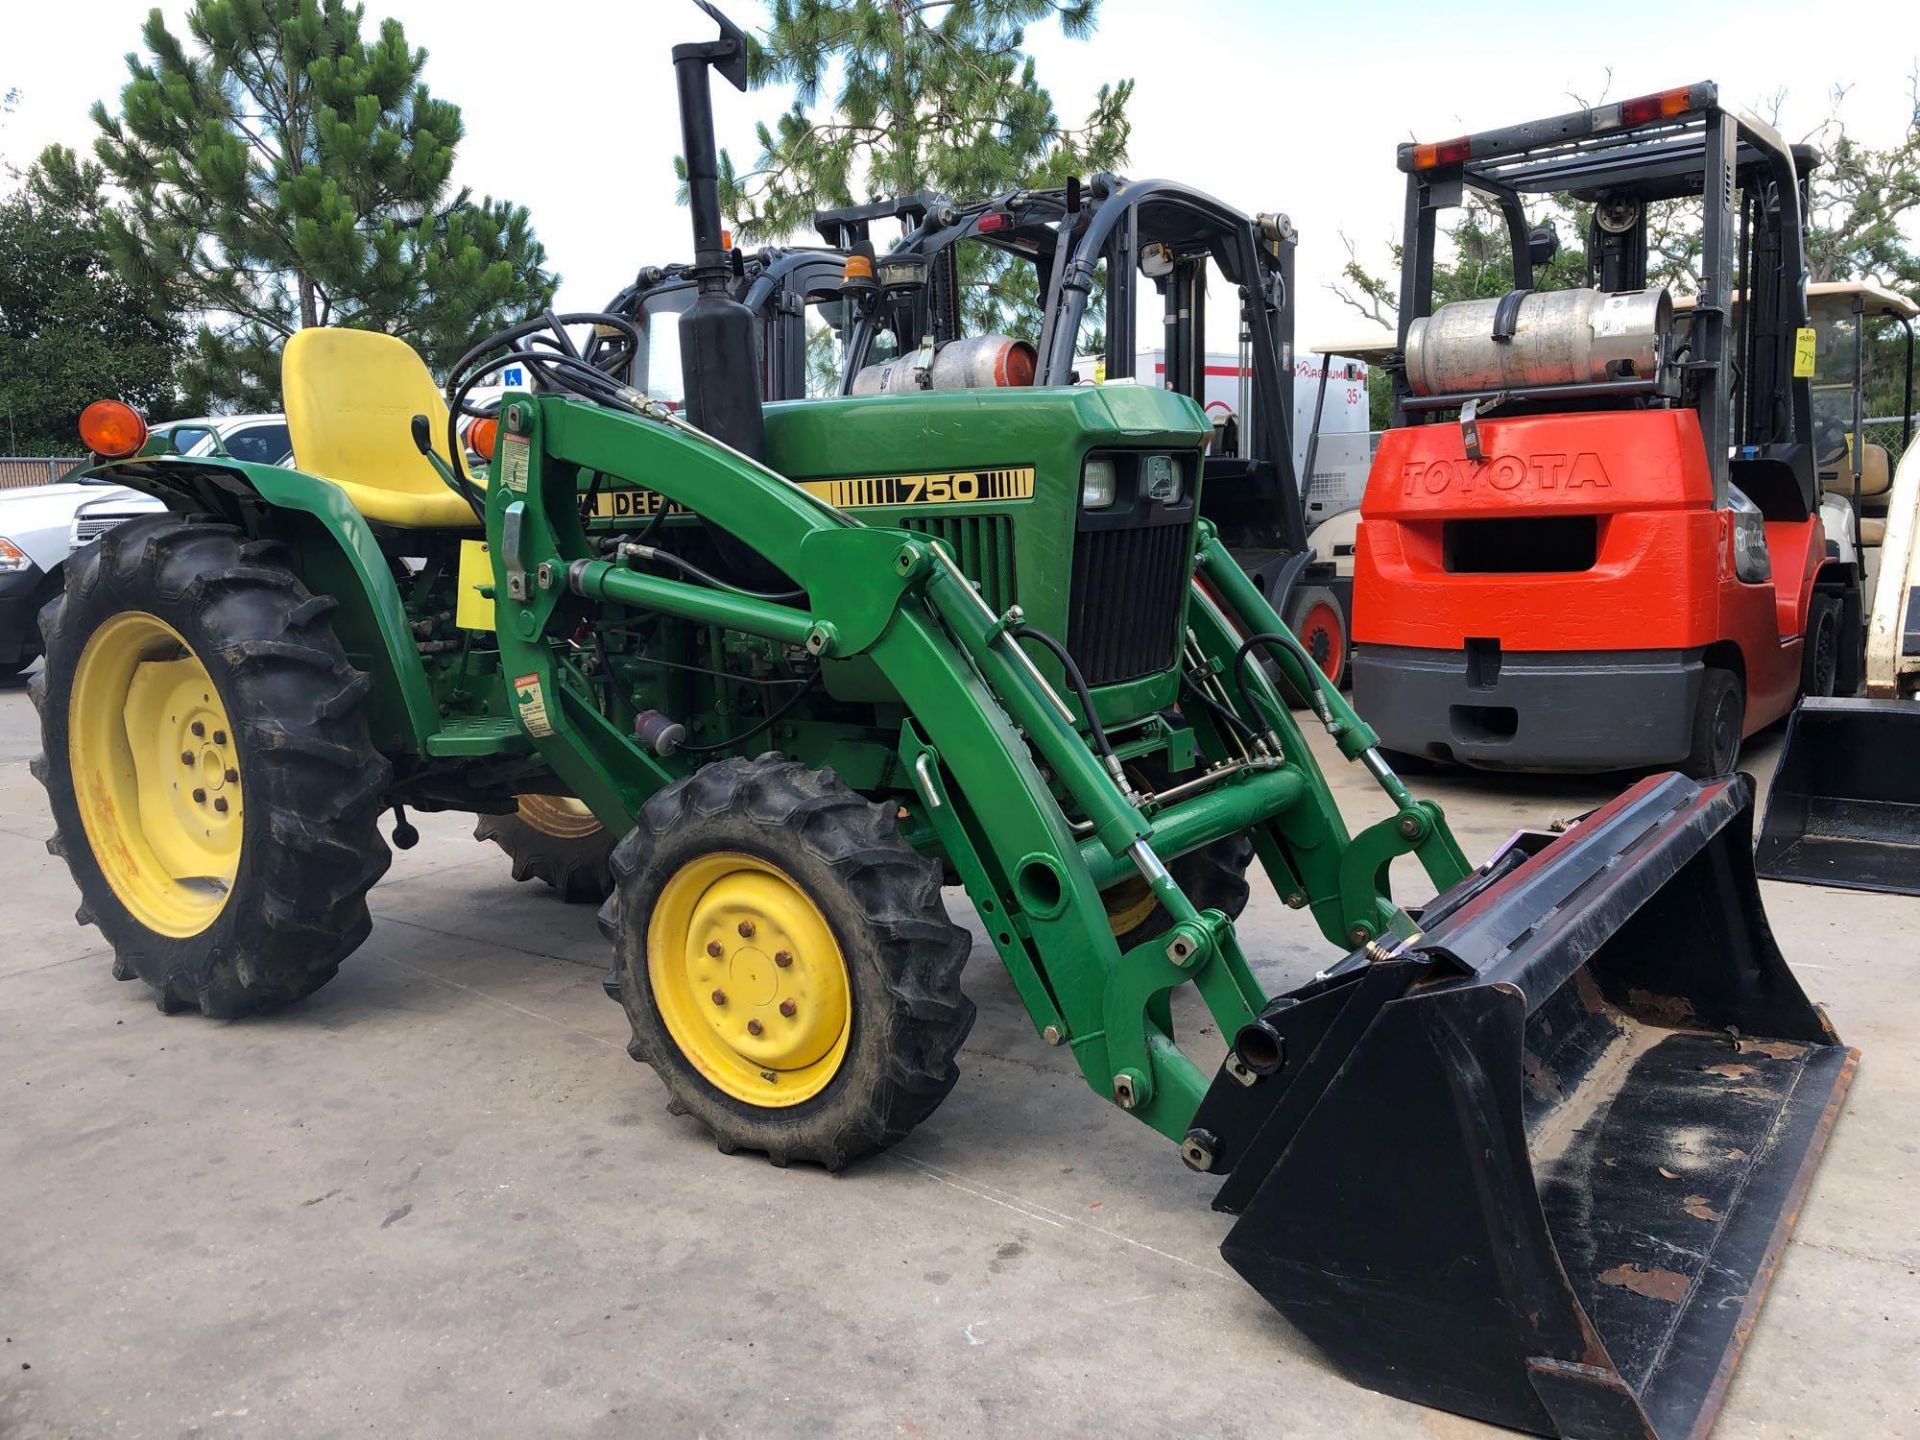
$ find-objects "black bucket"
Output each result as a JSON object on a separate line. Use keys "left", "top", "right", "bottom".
{"left": 1755, "top": 696, "right": 1920, "bottom": 895}
{"left": 1193, "top": 773, "right": 1856, "bottom": 1439}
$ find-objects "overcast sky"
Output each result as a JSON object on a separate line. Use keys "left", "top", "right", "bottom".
{"left": 6, "top": 0, "right": 1917, "bottom": 353}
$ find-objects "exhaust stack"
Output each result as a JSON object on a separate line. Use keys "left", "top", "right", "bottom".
{"left": 672, "top": 2, "right": 764, "bottom": 462}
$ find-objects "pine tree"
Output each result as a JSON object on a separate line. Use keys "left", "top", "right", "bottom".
{"left": 709, "top": 0, "right": 1132, "bottom": 243}
{"left": 89, "top": 0, "right": 557, "bottom": 410}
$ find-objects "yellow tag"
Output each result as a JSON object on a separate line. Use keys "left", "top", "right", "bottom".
{"left": 456, "top": 539, "right": 495, "bottom": 631}
{"left": 511, "top": 672, "right": 552, "bottom": 738}
{"left": 1793, "top": 327, "right": 1817, "bottom": 379}
{"left": 1093, "top": 357, "right": 1108, "bottom": 384}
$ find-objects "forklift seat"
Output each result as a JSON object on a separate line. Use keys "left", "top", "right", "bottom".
{"left": 282, "top": 328, "right": 481, "bottom": 529}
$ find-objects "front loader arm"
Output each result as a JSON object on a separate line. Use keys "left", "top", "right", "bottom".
{"left": 495, "top": 392, "right": 1476, "bottom": 1145}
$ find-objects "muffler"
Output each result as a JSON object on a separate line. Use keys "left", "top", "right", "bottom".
{"left": 1755, "top": 696, "right": 1920, "bottom": 894}
{"left": 1192, "top": 772, "right": 1855, "bottom": 1439}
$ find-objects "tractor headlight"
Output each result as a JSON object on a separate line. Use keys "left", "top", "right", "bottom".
{"left": 1082, "top": 456, "right": 1117, "bottom": 509}
{"left": 0, "top": 538, "right": 31, "bottom": 573}
{"left": 1141, "top": 453, "right": 1183, "bottom": 505}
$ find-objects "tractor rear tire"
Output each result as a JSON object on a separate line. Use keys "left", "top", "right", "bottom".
{"left": 1680, "top": 668, "right": 1744, "bottom": 780}
{"left": 603, "top": 756, "right": 974, "bottom": 1170}
{"left": 32, "top": 515, "right": 391, "bottom": 1016}
{"left": 476, "top": 795, "right": 615, "bottom": 902}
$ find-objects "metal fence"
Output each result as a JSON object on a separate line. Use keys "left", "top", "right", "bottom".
{"left": 0, "top": 457, "right": 85, "bottom": 490}
{"left": 1864, "top": 415, "right": 1917, "bottom": 470}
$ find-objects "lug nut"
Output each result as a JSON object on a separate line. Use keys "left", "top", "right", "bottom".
{"left": 746, "top": 1018, "right": 764, "bottom": 1036}
{"left": 191, "top": 788, "right": 206, "bottom": 804}
{"left": 779, "top": 999, "right": 797, "bottom": 1018}
{"left": 213, "top": 729, "right": 227, "bottom": 745}
{"left": 737, "top": 919, "right": 756, "bottom": 938}
{"left": 213, "top": 797, "right": 228, "bottom": 814}
{"left": 190, "top": 721, "right": 205, "bottom": 737}
{"left": 181, "top": 751, "right": 196, "bottom": 765}
{"left": 773, "top": 950, "right": 793, "bottom": 967}
{"left": 706, "top": 941, "right": 724, "bottom": 958}
{"left": 710, "top": 989, "right": 727, "bottom": 1006}
{"left": 224, "top": 768, "right": 238, "bottom": 783}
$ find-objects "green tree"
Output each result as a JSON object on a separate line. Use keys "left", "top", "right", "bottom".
{"left": 0, "top": 150, "right": 182, "bottom": 453}
{"left": 715, "top": 0, "right": 1130, "bottom": 240}
{"left": 706, "top": 1, "right": 1131, "bottom": 348}
{"left": 89, "top": 0, "right": 557, "bottom": 411}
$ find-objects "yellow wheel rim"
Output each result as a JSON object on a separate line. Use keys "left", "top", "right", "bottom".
{"left": 69, "top": 612, "right": 243, "bottom": 938}
{"left": 647, "top": 852, "right": 851, "bottom": 1107}
{"left": 515, "top": 793, "right": 605, "bottom": 839}
{"left": 1103, "top": 876, "right": 1159, "bottom": 938}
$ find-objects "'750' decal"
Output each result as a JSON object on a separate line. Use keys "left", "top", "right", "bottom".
{"left": 592, "top": 466, "right": 1035, "bottom": 519}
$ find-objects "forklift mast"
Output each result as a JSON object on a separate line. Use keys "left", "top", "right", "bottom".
{"left": 1392, "top": 82, "right": 1819, "bottom": 514}
{"left": 826, "top": 176, "right": 1309, "bottom": 557}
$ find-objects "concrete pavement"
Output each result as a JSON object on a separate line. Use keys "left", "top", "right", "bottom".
{"left": 1, "top": 675, "right": 1914, "bottom": 1439}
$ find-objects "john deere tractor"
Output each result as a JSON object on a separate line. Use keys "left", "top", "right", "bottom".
{"left": 34, "top": 10, "right": 1855, "bottom": 1437}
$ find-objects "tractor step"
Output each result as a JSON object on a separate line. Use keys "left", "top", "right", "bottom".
{"left": 425, "top": 716, "right": 532, "bottom": 757}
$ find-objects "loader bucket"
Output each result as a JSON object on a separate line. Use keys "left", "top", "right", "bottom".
{"left": 1194, "top": 773, "right": 1855, "bottom": 1439}
{"left": 1754, "top": 696, "right": 1920, "bottom": 895}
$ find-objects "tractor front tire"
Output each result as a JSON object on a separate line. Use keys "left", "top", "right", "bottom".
{"left": 32, "top": 515, "right": 392, "bottom": 1017}
{"left": 477, "top": 795, "right": 615, "bottom": 902}
{"left": 603, "top": 756, "right": 974, "bottom": 1170}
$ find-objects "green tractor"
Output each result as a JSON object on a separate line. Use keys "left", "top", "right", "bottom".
{"left": 35, "top": 10, "right": 1855, "bottom": 1437}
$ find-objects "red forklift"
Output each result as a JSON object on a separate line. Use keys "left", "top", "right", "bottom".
{"left": 1351, "top": 84, "right": 1862, "bottom": 776}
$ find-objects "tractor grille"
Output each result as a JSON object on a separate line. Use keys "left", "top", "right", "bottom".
{"left": 900, "top": 514, "right": 1017, "bottom": 613}
{"left": 1067, "top": 522, "right": 1189, "bottom": 686}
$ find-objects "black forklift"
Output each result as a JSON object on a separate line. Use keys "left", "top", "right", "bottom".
{"left": 817, "top": 178, "right": 1350, "bottom": 684}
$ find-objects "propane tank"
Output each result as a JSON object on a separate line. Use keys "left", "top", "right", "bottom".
{"left": 850, "top": 335, "right": 1038, "bottom": 395}
{"left": 1403, "top": 287, "right": 1672, "bottom": 396}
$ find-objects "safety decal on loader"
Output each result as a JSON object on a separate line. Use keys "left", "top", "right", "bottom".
{"left": 592, "top": 466, "right": 1035, "bottom": 519}
{"left": 501, "top": 434, "right": 532, "bottom": 493}
{"left": 511, "top": 673, "right": 552, "bottom": 737}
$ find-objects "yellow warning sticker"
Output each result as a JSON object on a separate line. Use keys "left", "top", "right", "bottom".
{"left": 1793, "top": 326, "right": 1817, "bottom": 379}
{"left": 511, "top": 672, "right": 552, "bottom": 737}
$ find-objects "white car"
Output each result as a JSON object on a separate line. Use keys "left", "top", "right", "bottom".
{"left": 0, "top": 415, "right": 292, "bottom": 677}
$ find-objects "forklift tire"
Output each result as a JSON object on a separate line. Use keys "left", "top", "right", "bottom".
{"left": 1680, "top": 668, "right": 1744, "bottom": 780}
{"left": 1800, "top": 594, "right": 1842, "bottom": 699}
{"left": 32, "top": 515, "right": 392, "bottom": 1016}
{"left": 603, "top": 756, "right": 974, "bottom": 1170}
{"left": 1283, "top": 584, "right": 1350, "bottom": 690}
{"left": 476, "top": 795, "right": 615, "bottom": 902}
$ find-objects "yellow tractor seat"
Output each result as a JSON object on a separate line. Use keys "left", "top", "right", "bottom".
{"left": 282, "top": 328, "right": 482, "bottom": 529}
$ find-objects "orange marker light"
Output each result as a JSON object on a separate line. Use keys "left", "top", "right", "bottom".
{"left": 843, "top": 253, "right": 875, "bottom": 280}
{"left": 78, "top": 399, "right": 147, "bottom": 459}
{"left": 721, "top": 228, "right": 734, "bottom": 252}
{"left": 1618, "top": 86, "right": 1696, "bottom": 127}
{"left": 468, "top": 416, "right": 499, "bottom": 462}
{"left": 1409, "top": 136, "right": 1471, "bottom": 171}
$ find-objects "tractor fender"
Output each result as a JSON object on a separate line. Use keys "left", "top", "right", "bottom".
{"left": 73, "top": 455, "right": 440, "bottom": 756}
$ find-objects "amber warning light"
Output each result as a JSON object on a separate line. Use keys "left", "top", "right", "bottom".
{"left": 78, "top": 400, "right": 148, "bottom": 459}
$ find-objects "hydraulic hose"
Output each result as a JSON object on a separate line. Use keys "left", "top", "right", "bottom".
{"left": 1011, "top": 623, "right": 1117, "bottom": 769}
